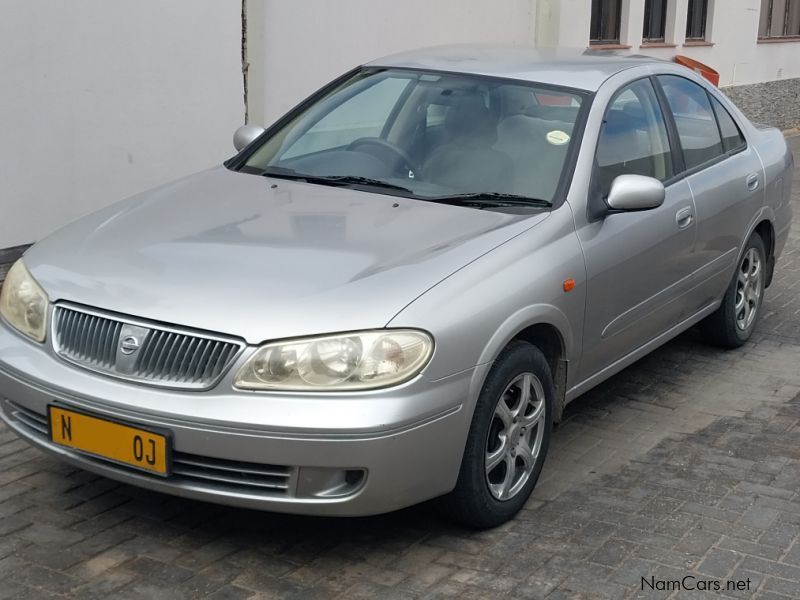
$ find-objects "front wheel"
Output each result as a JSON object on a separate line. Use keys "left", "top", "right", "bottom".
{"left": 439, "top": 341, "right": 553, "bottom": 529}
{"left": 700, "top": 233, "right": 766, "bottom": 348}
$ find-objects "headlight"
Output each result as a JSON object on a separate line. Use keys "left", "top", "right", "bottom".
{"left": 234, "top": 330, "right": 434, "bottom": 391}
{"left": 0, "top": 260, "right": 49, "bottom": 342}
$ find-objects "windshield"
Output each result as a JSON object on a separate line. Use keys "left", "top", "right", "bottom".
{"left": 241, "top": 68, "right": 586, "bottom": 204}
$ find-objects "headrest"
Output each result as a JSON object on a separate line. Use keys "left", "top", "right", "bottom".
{"left": 444, "top": 95, "right": 498, "bottom": 145}
{"left": 603, "top": 109, "right": 636, "bottom": 136}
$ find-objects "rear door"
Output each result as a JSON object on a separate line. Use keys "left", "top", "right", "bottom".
{"left": 656, "top": 75, "right": 765, "bottom": 316}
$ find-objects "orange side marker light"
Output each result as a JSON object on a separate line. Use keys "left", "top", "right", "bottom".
{"left": 563, "top": 278, "right": 575, "bottom": 292}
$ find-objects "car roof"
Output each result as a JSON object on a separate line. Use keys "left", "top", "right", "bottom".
{"left": 367, "top": 45, "right": 668, "bottom": 92}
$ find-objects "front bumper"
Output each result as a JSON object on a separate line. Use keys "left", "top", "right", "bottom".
{"left": 0, "top": 322, "right": 471, "bottom": 516}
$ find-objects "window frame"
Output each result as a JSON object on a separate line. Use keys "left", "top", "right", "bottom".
{"left": 652, "top": 74, "right": 749, "bottom": 181}
{"left": 708, "top": 95, "right": 747, "bottom": 154}
{"left": 590, "top": 73, "right": 751, "bottom": 211}
{"left": 685, "top": 0, "right": 709, "bottom": 40}
{"left": 590, "top": 0, "right": 623, "bottom": 45}
{"left": 588, "top": 76, "right": 682, "bottom": 219}
{"left": 643, "top": 0, "right": 669, "bottom": 43}
{"left": 759, "top": 0, "right": 800, "bottom": 39}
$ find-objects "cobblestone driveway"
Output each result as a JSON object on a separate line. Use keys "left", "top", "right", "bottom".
{"left": 0, "top": 136, "right": 798, "bottom": 599}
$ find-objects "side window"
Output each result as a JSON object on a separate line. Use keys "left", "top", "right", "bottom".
{"left": 595, "top": 79, "right": 674, "bottom": 197}
{"left": 710, "top": 96, "right": 746, "bottom": 153}
{"left": 282, "top": 77, "right": 411, "bottom": 159}
{"left": 658, "top": 75, "right": 724, "bottom": 169}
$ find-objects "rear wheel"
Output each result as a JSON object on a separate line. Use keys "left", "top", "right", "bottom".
{"left": 439, "top": 341, "right": 552, "bottom": 529}
{"left": 700, "top": 233, "right": 766, "bottom": 348}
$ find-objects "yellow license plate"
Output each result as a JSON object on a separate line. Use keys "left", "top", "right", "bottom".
{"left": 49, "top": 406, "right": 169, "bottom": 476}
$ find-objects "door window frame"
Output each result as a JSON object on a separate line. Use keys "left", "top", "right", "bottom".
{"left": 587, "top": 73, "right": 752, "bottom": 221}
{"left": 587, "top": 75, "right": 680, "bottom": 220}
{"left": 652, "top": 74, "right": 750, "bottom": 181}
{"left": 591, "top": 76, "right": 683, "bottom": 188}
{"left": 708, "top": 95, "right": 747, "bottom": 154}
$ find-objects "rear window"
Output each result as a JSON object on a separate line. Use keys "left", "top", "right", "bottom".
{"left": 658, "top": 75, "right": 724, "bottom": 170}
{"left": 710, "top": 96, "right": 746, "bottom": 153}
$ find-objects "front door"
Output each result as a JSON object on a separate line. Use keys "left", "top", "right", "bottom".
{"left": 576, "top": 78, "right": 697, "bottom": 381}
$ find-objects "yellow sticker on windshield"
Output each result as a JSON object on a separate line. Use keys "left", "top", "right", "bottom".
{"left": 546, "top": 130, "right": 570, "bottom": 146}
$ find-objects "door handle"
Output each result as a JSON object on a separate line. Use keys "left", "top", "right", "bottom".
{"left": 676, "top": 207, "right": 694, "bottom": 229}
{"left": 746, "top": 173, "right": 759, "bottom": 191}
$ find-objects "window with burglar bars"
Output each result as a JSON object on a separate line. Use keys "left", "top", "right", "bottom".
{"left": 643, "top": 0, "right": 668, "bottom": 42}
{"left": 759, "top": 0, "right": 800, "bottom": 38}
{"left": 590, "top": 0, "right": 623, "bottom": 44}
{"left": 686, "top": 0, "right": 708, "bottom": 40}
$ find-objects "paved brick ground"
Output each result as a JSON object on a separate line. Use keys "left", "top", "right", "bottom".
{"left": 0, "top": 136, "right": 797, "bottom": 599}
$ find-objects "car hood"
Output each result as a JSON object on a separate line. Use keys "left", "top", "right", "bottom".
{"left": 24, "top": 167, "right": 548, "bottom": 344}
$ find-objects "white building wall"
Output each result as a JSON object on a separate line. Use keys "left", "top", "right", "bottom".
{"left": 248, "top": 0, "right": 800, "bottom": 128}
{"left": 3, "top": 0, "right": 797, "bottom": 248}
{"left": 248, "top": 0, "right": 538, "bottom": 125}
{"left": 535, "top": 0, "right": 593, "bottom": 48}
{"left": 553, "top": 0, "right": 800, "bottom": 87}
{"left": 0, "top": 1, "right": 244, "bottom": 248}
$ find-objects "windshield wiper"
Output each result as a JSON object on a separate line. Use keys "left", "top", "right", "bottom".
{"left": 262, "top": 168, "right": 412, "bottom": 194}
{"left": 313, "top": 175, "right": 413, "bottom": 193}
{"left": 427, "top": 192, "right": 552, "bottom": 208}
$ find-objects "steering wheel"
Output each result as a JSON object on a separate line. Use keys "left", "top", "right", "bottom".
{"left": 346, "top": 137, "right": 420, "bottom": 178}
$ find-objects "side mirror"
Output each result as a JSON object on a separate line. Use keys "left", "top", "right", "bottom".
{"left": 607, "top": 175, "right": 665, "bottom": 211}
{"left": 233, "top": 124, "right": 266, "bottom": 151}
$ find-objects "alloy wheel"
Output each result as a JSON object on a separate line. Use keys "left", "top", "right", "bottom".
{"left": 484, "top": 372, "right": 546, "bottom": 501}
{"left": 735, "top": 248, "right": 762, "bottom": 331}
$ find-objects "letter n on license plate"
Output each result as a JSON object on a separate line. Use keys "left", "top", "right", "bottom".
{"left": 48, "top": 405, "right": 170, "bottom": 476}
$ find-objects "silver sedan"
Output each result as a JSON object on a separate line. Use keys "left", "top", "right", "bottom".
{"left": 0, "top": 46, "right": 793, "bottom": 528}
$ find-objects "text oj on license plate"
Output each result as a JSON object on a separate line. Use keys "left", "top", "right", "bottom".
{"left": 48, "top": 406, "right": 169, "bottom": 475}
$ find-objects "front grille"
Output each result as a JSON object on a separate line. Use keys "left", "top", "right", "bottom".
{"left": 4, "top": 401, "right": 292, "bottom": 496}
{"left": 6, "top": 400, "right": 49, "bottom": 437}
{"left": 52, "top": 304, "right": 244, "bottom": 390}
{"left": 172, "top": 453, "right": 291, "bottom": 492}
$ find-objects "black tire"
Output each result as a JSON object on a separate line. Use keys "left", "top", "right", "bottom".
{"left": 700, "top": 233, "right": 767, "bottom": 349}
{"left": 439, "top": 341, "right": 553, "bottom": 529}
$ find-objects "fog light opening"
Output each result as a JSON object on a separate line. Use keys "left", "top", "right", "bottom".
{"left": 345, "top": 469, "right": 363, "bottom": 486}
{"left": 295, "top": 467, "right": 367, "bottom": 499}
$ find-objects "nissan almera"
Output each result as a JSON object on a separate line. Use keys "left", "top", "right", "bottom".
{"left": 0, "top": 46, "right": 792, "bottom": 528}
